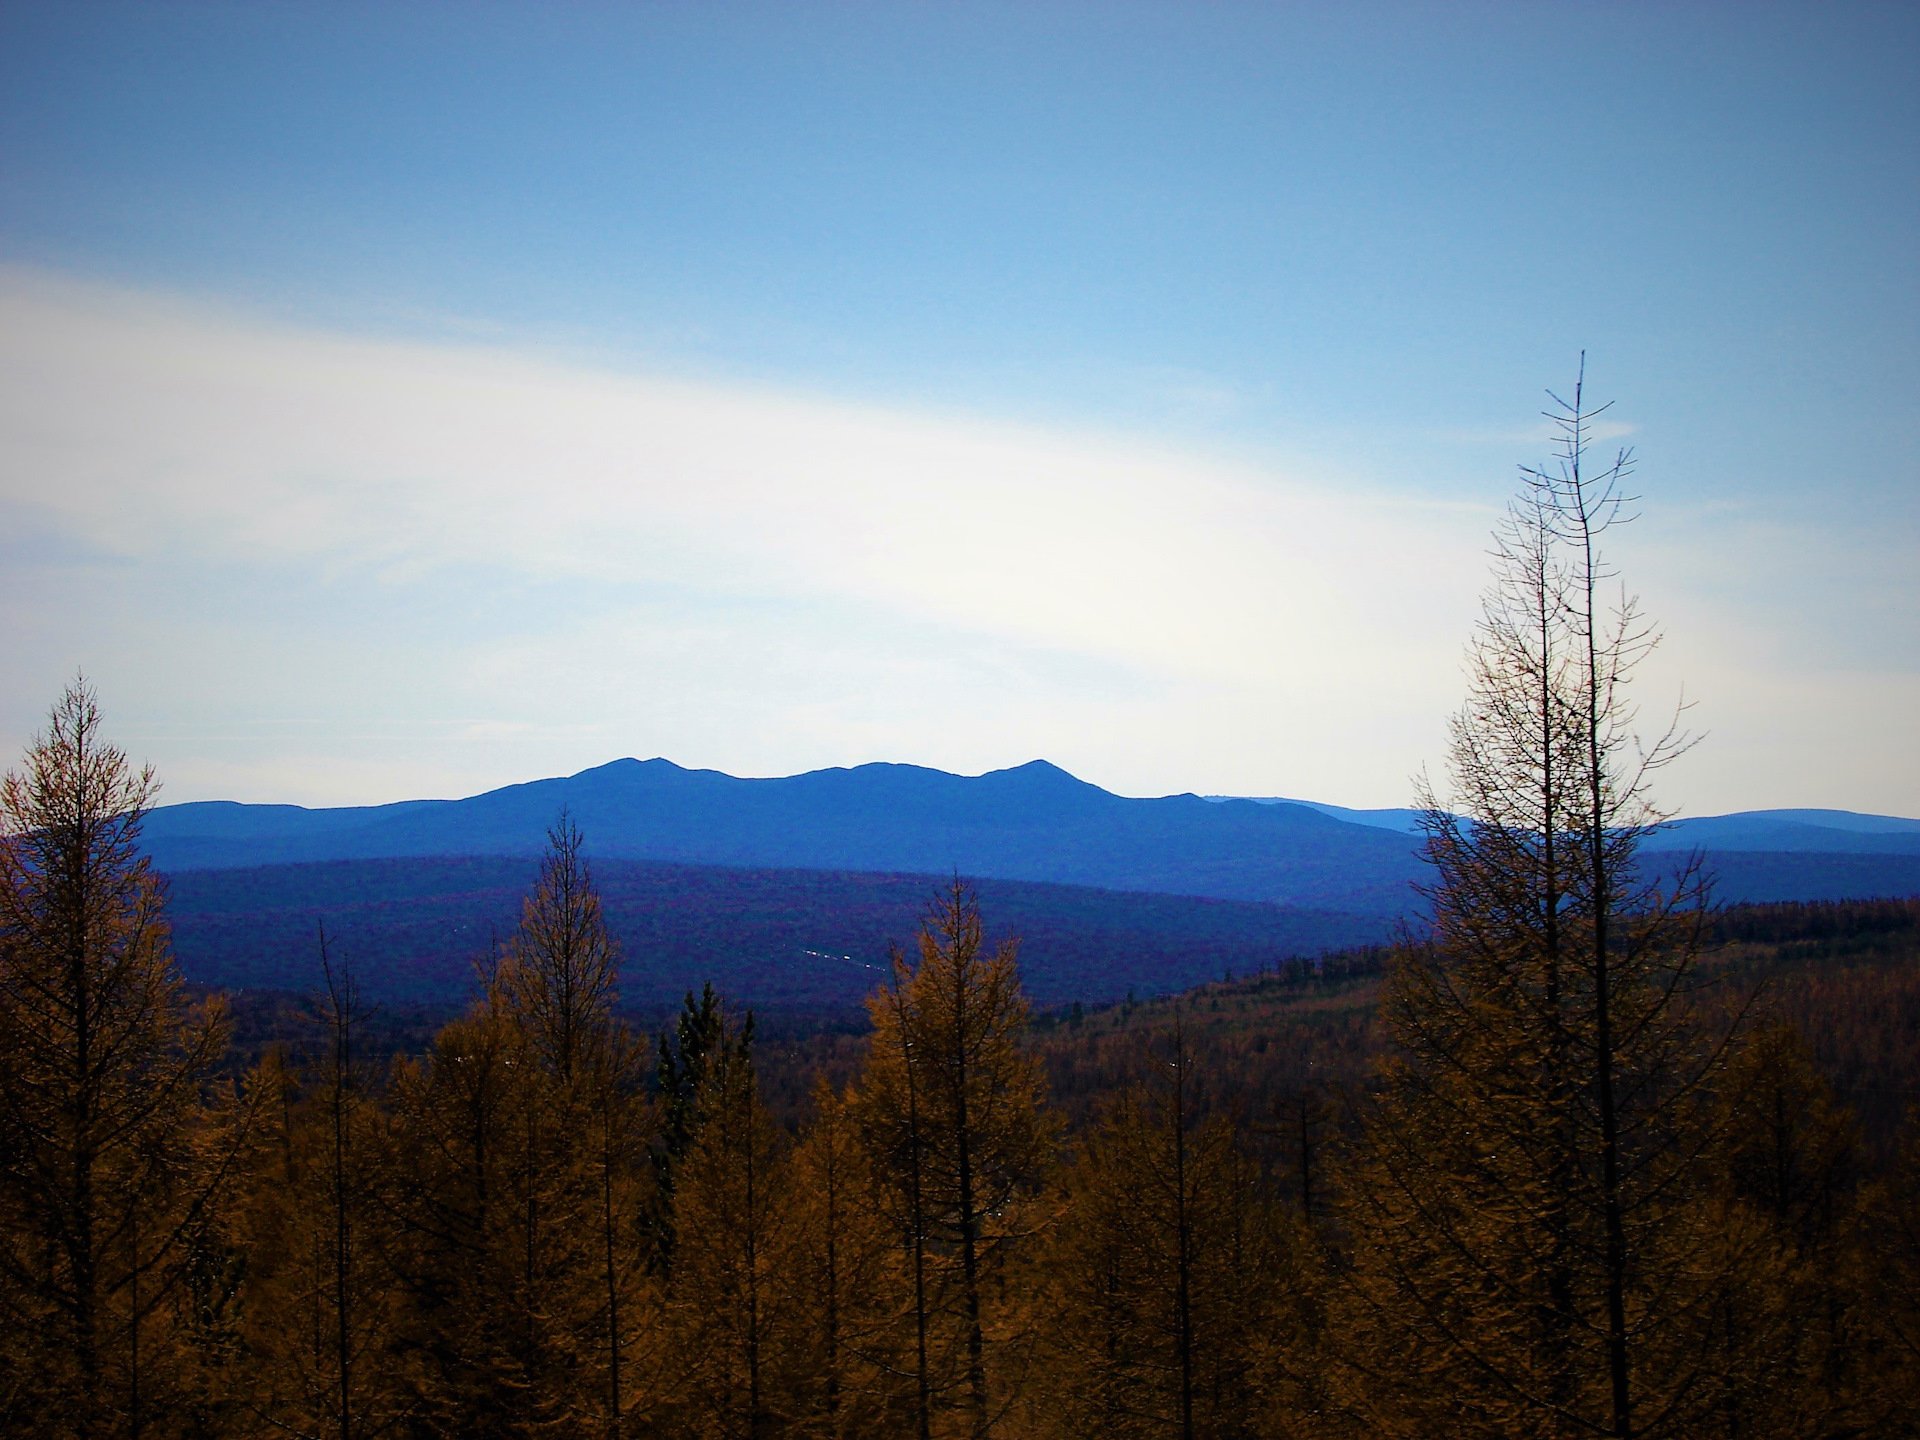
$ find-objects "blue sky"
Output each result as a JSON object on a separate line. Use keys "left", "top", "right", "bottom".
{"left": 2, "top": 2, "right": 1915, "bottom": 815}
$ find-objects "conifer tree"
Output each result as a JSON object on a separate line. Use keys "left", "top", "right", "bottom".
{"left": 1704, "top": 1023, "right": 1867, "bottom": 1437}
{"left": 1336, "top": 367, "right": 1754, "bottom": 1438}
{"left": 0, "top": 680, "right": 237, "bottom": 1439}
{"left": 586, "top": 1025, "right": 655, "bottom": 1440}
{"left": 234, "top": 937, "right": 401, "bottom": 1439}
{"left": 780, "top": 1077, "right": 903, "bottom": 1438}
{"left": 386, "top": 819, "right": 647, "bottom": 1436}
{"left": 651, "top": 981, "right": 739, "bottom": 1271}
{"left": 853, "top": 881, "right": 1053, "bottom": 1439}
{"left": 857, "top": 949, "right": 939, "bottom": 1438}
{"left": 501, "top": 811, "right": 619, "bottom": 1087}
{"left": 392, "top": 1010, "right": 605, "bottom": 1436}
{"left": 384, "top": 997, "right": 545, "bottom": 1436}
{"left": 1719, "top": 1023, "right": 1858, "bottom": 1263}
{"left": 1031, "top": 1022, "right": 1296, "bottom": 1440}
{"left": 656, "top": 1002, "right": 789, "bottom": 1439}
{"left": 494, "top": 813, "right": 651, "bottom": 1435}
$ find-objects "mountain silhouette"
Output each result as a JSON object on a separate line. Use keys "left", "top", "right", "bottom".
{"left": 140, "top": 760, "right": 1920, "bottom": 1012}
{"left": 143, "top": 758, "right": 1920, "bottom": 922}
{"left": 141, "top": 758, "right": 1429, "bottom": 916}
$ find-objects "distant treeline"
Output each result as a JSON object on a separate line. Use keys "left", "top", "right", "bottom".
{"left": 211, "top": 894, "right": 1920, "bottom": 1147}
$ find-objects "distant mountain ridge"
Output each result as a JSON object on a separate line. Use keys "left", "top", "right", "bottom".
{"left": 1223, "top": 796, "right": 1920, "bottom": 855}
{"left": 142, "top": 758, "right": 1428, "bottom": 916}
{"left": 140, "top": 760, "right": 1920, "bottom": 1013}
{"left": 141, "top": 758, "right": 1920, "bottom": 920}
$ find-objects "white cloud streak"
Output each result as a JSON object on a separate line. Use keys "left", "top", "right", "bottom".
{"left": 0, "top": 268, "right": 1479, "bottom": 680}
{"left": 1, "top": 266, "right": 1911, "bottom": 815}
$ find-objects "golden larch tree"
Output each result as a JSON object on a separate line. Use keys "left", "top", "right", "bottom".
{"left": 0, "top": 679, "right": 236, "bottom": 1438}
{"left": 1335, "top": 366, "right": 1767, "bottom": 1439}
{"left": 852, "top": 880, "right": 1054, "bottom": 1439}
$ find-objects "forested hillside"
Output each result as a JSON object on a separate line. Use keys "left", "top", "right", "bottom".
{"left": 159, "top": 854, "right": 1396, "bottom": 1010}
{"left": 1030, "top": 897, "right": 1920, "bottom": 1152}
{"left": 5, "top": 686, "right": 1917, "bottom": 1437}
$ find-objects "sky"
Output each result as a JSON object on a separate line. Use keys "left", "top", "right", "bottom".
{"left": 1, "top": 2, "right": 1915, "bottom": 817}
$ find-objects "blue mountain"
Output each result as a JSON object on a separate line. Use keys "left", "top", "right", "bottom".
{"left": 1643, "top": 811, "right": 1920, "bottom": 856}
{"left": 139, "top": 761, "right": 1920, "bottom": 1012}
{"left": 142, "top": 758, "right": 1429, "bottom": 916}
{"left": 1226, "top": 796, "right": 1920, "bottom": 857}
{"left": 143, "top": 759, "right": 1920, "bottom": 920}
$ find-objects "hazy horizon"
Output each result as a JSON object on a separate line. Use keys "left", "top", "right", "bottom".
{"left": 136, "top": 749, "right": 1920, "bottom": 828}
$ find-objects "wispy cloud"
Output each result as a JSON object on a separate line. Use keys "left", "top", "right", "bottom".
{"left": 2, "top": 266, "right": 1908, "bottom": 815}
{"left": 0, "top": 266, "right": 1490, "bottom": 678}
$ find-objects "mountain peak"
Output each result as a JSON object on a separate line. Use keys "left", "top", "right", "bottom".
{"left": 984, "top": 758, "right": 1100, "bottom": 787}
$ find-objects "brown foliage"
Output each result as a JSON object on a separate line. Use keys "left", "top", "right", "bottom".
{"left": 0, "top": 680, "right": 241, "bottom": 1438}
